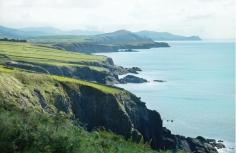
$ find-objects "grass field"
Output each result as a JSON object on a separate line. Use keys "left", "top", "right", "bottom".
{"left": 0, "top": 41, "right": 122, "bottom": 94}
{"left": 30, "top": 35, "right": 91, "bottom": 43}
{"left": 0, "top": 41, "right": 108, "bottom": 69}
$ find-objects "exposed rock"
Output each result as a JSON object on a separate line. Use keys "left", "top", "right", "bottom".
{"left": 118, "top": 49, "right": 137, "bottom": 52}
{"left": 213, "top": 143, "right": 225, "bottom": 149}
{"left": 126, "top": 67, "right": 142, "bottom": 74}
{"left": 119, "top": 75, "right": 148, "bottom": 84}
{"left": 5, "top": 59, "right": 143, "bottom": 86}
{"left": 52, "top": 41, "right": 169, "bottom": 53}
{"left": 153, "top": 80, "right": 167, "bottom": 83}
{"left": 6, "top": 61, "right": 49, "bottom": 73}
{"left": 0, "top": 72, "right": 222, "bottom": 153}
{"left": 5, "top": 60, "right": 120, "bottom": 85}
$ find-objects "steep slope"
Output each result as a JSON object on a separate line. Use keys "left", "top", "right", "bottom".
{"left": 0, "top": 41, "right": 133, "bottom": 85}
{"left": 47, "top": 30, "right": 170, "bottom": 53}
{"left": 0, "top": 25, "right": 170, "bottom": 53}
{"left": 90, "top": 30, "right": 153, "bottom": 44}
{"left": 136, "top": 31, "right": 201, "bottom": 41}
{"left": 0, "top": 69, "right": 220, "bottom": 153}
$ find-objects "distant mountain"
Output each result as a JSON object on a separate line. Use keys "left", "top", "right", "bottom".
{"left": 48, "top": 30, "right": 169, "bottom": 53}
{"left": 67, "top": 30, "right": 103, "bottom": 35}
{"left": 20, "top": 26, "right": 64, "bottom": 35}
{"left": 20, "top": 27, "right": 102, "bottom": 36}
{"left": 0, "top": 25, "right": 103, "bottom": 39}
{"left": 0, "top": 26, "right": 31, "bottom": 39}
{"left": 0, "top": 25, "right": 201, "bottom": 41}
{"left": 90, "top": 30, "right": 154, "bottom": 44}
{"left": 136, "top": 31, "right": 201, "bottom": 41}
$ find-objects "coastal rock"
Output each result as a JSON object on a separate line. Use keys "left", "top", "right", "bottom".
{"left": 126, "top": 67, "right": 142, "bottom": 74}
{"left": 52, "top": 41, "right": 170, "bottom": 53}
{"left": 0, "top": 72, "right": 222, "bottom": 153}
{"left": 153, "top": 79, "right": 167, "bottom": 83}
{"left": 5, "top": 60, "right": 121, "bottom": 85}
{"left": 119, "top": 75, "right": 148, "bottom": 83}
{"left": 5, "top": 59, "right": 144, "bottom": 86}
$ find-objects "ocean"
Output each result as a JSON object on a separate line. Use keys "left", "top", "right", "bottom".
{"left": 96, "top": 41, "right": 235, "bottom": 153}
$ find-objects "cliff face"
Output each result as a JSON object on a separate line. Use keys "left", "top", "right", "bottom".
{"left": 0, "top": 72, "right": 219, "bottom": 153}
{"left": 5, "top": 57, "right": 127, "bottom": 85}
{"left": 53, "top": 42, "right": 169, "bottom": 53}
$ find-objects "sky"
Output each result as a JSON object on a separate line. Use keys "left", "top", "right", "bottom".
{"left": 0, "top": 0, "right": 235, "bottom": 39}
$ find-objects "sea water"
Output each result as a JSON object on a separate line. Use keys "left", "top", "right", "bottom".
{"left": 96, "top": 41, "right": 235, "bottom": 153}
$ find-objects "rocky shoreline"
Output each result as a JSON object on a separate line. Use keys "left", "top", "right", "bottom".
{"left": 51, "top": 41, "right": 170, "bottom": 53}
{"left": 3, "top": 52, "right": 226, "bottom": 153}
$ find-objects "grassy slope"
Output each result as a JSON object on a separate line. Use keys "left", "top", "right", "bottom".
{"left": 0, "top": 41, "right": 181, "bottom": 153}
{"left": 0, "top": 107, "right": 159, "bottom": 153}
{"left": 0, "top": 68, "right": 160, "bottom": 153}
{"left": 29, "top": 35, "right": 91, "bottom": 43}
{"left": 0, "top": 68, "right": 185, "bottom": 153}
{"left": 28, "top": 30, "right": 154, "bottom": 45}
{"left": 0, "top": 66, "right": 120, "bottom": 95}
{"left": 0, "top": 41, "right": 108, "bottom": 71}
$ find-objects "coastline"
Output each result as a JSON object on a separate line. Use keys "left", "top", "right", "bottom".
{"left": 94, "top": 41, "right": 235, "bottom": 153}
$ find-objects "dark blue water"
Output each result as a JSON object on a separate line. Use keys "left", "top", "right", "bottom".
{"left": 96, "top": 41, "right": 235, "bottom": 152}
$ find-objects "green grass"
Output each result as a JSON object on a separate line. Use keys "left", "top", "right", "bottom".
{"left": 0, "top": 41, "right": 108, "bottom": 71}
{"left": 0, "top": 69, "right": 170, "bottom": 153}
{"left": 0, "top": 106, "right": 161, "bottom": 153}
{"left": 0, "top": 41, "right": 121, "bottom": 95}
{"left": 52, "top": 75, "right": 121, "bottom": 94}
{"left": 0, "top": 66, "right": 121, "bottom": 96}
{"left": 30, "top": 35, "right": 91, "bottom": 43}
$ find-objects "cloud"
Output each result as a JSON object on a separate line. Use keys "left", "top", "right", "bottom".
{"left": 0, "top": 0, "right": 234, "bottom": 39}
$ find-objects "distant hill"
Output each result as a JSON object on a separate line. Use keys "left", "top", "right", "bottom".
{"left": 30, "top": 29, "right": 157, "bottom": 44}
{"left": 19, "top": 26, "right": 64, "bottom": 35}
{"left": 0, "top": 25, "right": 201, "bottom": 41}
{"left": 67, "top": 30, "right": 103, "bottom": 35}
{"left": 90, "top": 30, "right": 154, "bottom": 44}
{"left": 30, "top": 30, "right": 169, "bottom": 53}
{"left": 0, "top": 26, "right": 31, "bottom": 39}
{"left": 136, "top": 31, "right": 201, "bottom": 41}
{"left": 20, "top": 26, "right": 102, "bottom": 36}
{"left": 0, "top": 25, "right": 103, "bottom": 39}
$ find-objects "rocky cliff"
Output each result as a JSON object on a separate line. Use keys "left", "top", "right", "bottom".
{"left": 0, "top": 71, "right": 221, "bottom": 153}
{"left": 53, "top": 41, "right": 169, "bottom": 53}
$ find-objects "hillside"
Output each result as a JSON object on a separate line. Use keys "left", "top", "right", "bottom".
{"left": 31, "top": 30, "right": 169, "bottom": 53}
{"left": 0, "top": 25, "right": 102, "bottom": 39}
{"left": 136, "top": 31, "right": 201, "bottom": 41}
{"left": 0, "top": 25, "right": 170, "bottom": 53}
{"left": 20, "top": 26, "right": 103, "bottom": 36}
{"left": 0, "top": 26, "right": 31, "bottom": 39}
{"left": 0, "top": 41, "right": 123, "bottom": 85}
{"left": 90, "top": 30, "right": 153, "bottom": 44}
{"left": 0, "top": 41, "right": 221, "bottom": 153}
{"left": 0, "top": 68, "right": 161, "bottom": 153}
{"left": 0, "top": 66, "right": 218, "bottom": 153}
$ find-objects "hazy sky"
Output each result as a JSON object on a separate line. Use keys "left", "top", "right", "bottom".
{"left": 0, "top": 0, "right": 234, "bottom": 39}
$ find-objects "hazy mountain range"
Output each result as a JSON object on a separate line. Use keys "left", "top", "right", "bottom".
{"left": 136, "top": 31, "right": 201, "bottom": 41}
{"left": 0, "top": 25, "right": 201, "bottom": 41}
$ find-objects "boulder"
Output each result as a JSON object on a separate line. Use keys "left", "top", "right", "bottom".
{"left": 153, "top": 79, "right": 166, "bottom": 83}
{"left": 119, "top": 75, "right": 148, "bottom": 84}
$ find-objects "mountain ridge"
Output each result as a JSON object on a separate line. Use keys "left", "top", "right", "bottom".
{"left": 136, "top": 30, "right": 201, "bottom": 41}
{"left": 0, "top": 25, "right": 201, "bottom": 41}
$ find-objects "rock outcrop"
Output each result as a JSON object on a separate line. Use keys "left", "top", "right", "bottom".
{"left": 5, "top": 60, "right": 144, "bottom": 85}
{"left": 53, "top": 42, "right": 170, "bottom": 53}
{"left": 119, "top": 75, "right": 148, "bottom": 84}
{"left": 0, "top": 72, "right": 222, "bottom": 153}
